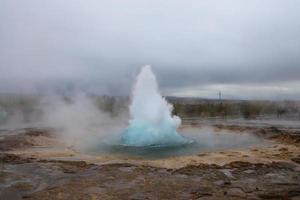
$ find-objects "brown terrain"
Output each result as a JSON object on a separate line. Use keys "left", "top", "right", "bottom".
{"left": 0, "top": 122, "right": 300, "bottom": 200}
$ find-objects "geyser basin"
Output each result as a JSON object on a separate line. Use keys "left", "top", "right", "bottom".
{"left": 121, "top": 122, "right": 192, "bottom": 147}
{"left": 87, "top": 66, "right": 266, "bottom": 158}
{"left": 88, "top": 127, "right": 266, "bottom": 159}
{"left": 121, "top": 65, "right": 188, "bottom": 147}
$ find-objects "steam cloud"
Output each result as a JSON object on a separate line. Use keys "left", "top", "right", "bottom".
{"left": 38, "top": 93, "right": 127, "bottom": 147}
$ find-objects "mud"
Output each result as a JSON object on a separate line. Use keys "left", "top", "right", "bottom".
{"left": 1, "top": 123, "right": 300, "bottom": 199}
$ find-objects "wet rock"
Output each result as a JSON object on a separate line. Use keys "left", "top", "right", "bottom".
{"left": 173, "top": 164, "right": 219, "bottom": 175}
{"left": 14, "top": 182, "right": 33, "bottom": 191}
{"left": 118, "top": 166, "right": 136, "bottom": 172}
{"left": 266, "top": 126, "right": 283, "bottom": 134}
{"left": 244, "top": 169, "right": 255, "bottom": 174}
{"left": 224, "top": 161, "right": 254, "bottom": 168}
{"left": 269, "top": 161, "right": 297, "bottom": 170}
{"left": 83, "top": 187, "right": 105, "bottom": 194}
{"left": 227, "top": 188, "right": 246, "bottom": 197}
{"left": 266, "top": 173, "right": 298, "bottom": 185}
{"left": 37, "top": 160, "right": 94, "bottom": 173}
{"left": 0, "top": 187, "right": 22, "bottom": 200}
{"left": 174, "top": 174, "right": 188, "bottom": 179}
{"left": 3, "top": 159, "right": 300, "bottom": 200}
{"left": 220, "top": 169, "right": 234, "bottom": 178}
{"left": 0, "top": 135, "right": 33, "bottom": 151}
{"left": 279, "top": 147, "right": 288, "bottom": 152}
{"left": 291, "top": 156, "right": 300, "bottom": 164}
{"left": 0, "top": 128, "right": 54, "bottom": 151}
{"left": 258, "top": 191, "right": 286, "bottom": 199}
{"left": 214, "top": 180, "right": 225, "bottom": 186}
{"left": 0, "top": 153, "right": 35, "bottom": 164}
{"left": 271, "top": 134, "right": 300, "bottom": 144}
{"left": 23, "top": 128, "right": 53, "bottom": 137}
{"left": 190, "top": 187, "right": 213, "bottom": 198}
{"left": 258, "top": 187, "right": 300, "bottom": 199}
{"left": 287, "top": 187, "right": 300, "bottom": 197}
{"left": 231, "top": 179, "right": 258, "bottom": 193}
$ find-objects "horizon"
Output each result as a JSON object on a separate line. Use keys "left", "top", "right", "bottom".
{"left": 1, "top": 92, "right": 300, "bottom": 102}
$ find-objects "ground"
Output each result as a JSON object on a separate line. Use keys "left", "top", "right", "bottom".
{"left": 0, "top": 121, "right": 300, "bottom": 200}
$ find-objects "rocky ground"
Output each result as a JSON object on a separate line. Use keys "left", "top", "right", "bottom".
{"left": 0, "top": 123, "right": 300, "bottom": 200}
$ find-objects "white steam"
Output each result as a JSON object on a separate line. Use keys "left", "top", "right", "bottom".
{"left": 39, "top": 93, "right": 127, "bottom": 147}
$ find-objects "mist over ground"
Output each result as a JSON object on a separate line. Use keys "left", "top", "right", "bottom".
{"left": 0, "top": 92, "right": 128, "bottom": 149}
{"left": 0, "top": 91, "right": 299, "bottom": 149}
{"left": 0, "top": 0, "right": 300, "bottom": 147}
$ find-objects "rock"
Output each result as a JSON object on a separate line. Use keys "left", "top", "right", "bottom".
{"left": 244, "top": 169, "right": 255, "bottom": 174}
{"left": 129, "top": 193, "right": 151, "bottom": 200}
{"left": 0, "top": 187, "right": 22, "bottom": 200}
{"left": 83, "top": 187, "right": 105, "bottom": 194}
{"left": 279, "top": 147, "right": 288, "bottom": 152}
{"left": 258, "top": 192, "right": 284, "bottom": 199}
{"left": 14, "top": 182, "right": 33, "bottom": 191}
{"left": 0, "top": 153, "right": 35, "bottom": 164}
{"left": 23, "top": 128, "right": 52, "bottom": 137}
{"left": 190, "top": 187, "right": 213, "bottom": 198}
{"left": 224, "top": 161, "right": 253, "bottom": 168}
{"left": 174, "top": 174, "right": 188, "bottom": 179}
{"left": 220, "top": 169, "right": 234, "bottom": 178}
{"left": 291, "top": 156, "right": 300, "bottom": 164}
{"left": 118, "top": 166, "right": 135, "bottom": 172}
{"left": 231, "top": 179, "right": 258, "bottom": 193}
{"left": 227, "top": 188, "right": 246, "bottom": 197}
{"left": 287, "top": 187, "right": 300, "bottom": 197}
{"left": 214, "top": 180, "right": 225, "bottom": 186}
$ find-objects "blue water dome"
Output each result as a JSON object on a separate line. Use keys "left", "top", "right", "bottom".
{"left": 121, "top": 65, "right": 191, "bottom": 147}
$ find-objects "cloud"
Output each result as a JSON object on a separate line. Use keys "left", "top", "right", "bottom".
{"left": 0, "top": 0, "right": 299, "bottom": 99}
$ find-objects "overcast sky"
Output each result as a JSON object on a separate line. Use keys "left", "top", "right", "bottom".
{"left": 0, "top": 0, "right": 300, "bottom": 100}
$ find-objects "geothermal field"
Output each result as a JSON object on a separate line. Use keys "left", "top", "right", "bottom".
{"left": 1, "top": 66, "right": 300, "bottom": 200}
{"left": 1, "top": 1, "right": 300, "bottom": 199}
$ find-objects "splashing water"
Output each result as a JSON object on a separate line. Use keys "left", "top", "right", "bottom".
{"left": 121, "top": 65, "right": 191, "bottom": 147}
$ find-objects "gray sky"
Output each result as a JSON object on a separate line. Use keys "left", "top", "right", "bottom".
{"left": 0, "top": 0, "right": 300, "bottom": 100}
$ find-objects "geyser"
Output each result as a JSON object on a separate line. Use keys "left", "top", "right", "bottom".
{"left": 121, "top": 65, "right": 191, "bottom": 147}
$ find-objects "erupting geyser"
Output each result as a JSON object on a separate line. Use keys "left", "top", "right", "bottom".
{"left": 121, "top": 65, "right": 191, "bottom": 147}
